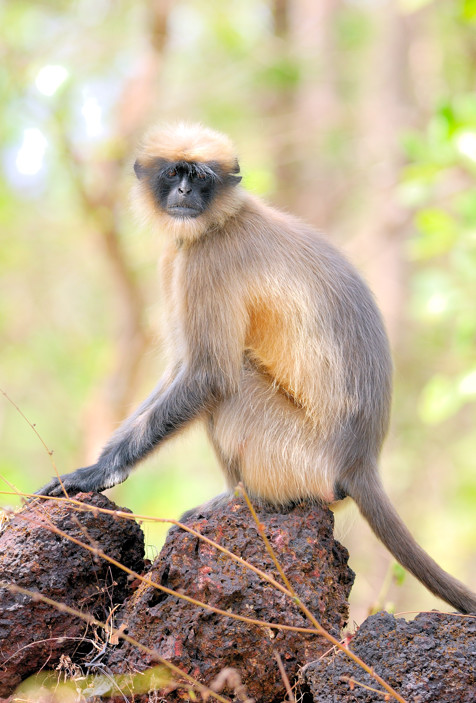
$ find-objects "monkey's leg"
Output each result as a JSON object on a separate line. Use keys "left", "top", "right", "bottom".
{"left": 207, "top": 363, "right": 337, "bottom": 506}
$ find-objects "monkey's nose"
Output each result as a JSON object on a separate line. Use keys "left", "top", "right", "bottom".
{"left": 178, "top": 180, "right": 192, "bottom": 195}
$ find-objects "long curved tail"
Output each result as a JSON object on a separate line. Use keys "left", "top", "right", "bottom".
{"left": 341, "top": 472, "right": 476, "bottom": 614}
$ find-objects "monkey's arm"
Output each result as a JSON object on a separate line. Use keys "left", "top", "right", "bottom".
{"left": 36, "top": 368, "right": 179, "bottom": 496}
{"left": 37, "top": 283, "right": 247, "bottom": 497}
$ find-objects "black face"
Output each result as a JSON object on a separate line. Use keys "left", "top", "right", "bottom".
{"left": 134, "top": 158, "right": 241, "bottom": 219}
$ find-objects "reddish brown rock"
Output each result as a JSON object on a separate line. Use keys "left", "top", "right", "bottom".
{"left": 0, "top": 492, "right": 144, "bottom": 698}
{"left": 106, "top": 495, "right": 354, "bottom": 703}
{"left": 301, "top": 610, "right": 476, "bottom": 702}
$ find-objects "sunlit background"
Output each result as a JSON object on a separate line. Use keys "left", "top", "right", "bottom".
{"left": 1, "top": 0, "right": 476, "bottom": 624}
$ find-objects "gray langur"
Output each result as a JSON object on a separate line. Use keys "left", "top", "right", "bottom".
{"left": 38, "top": 122, "right": 476, "bottom": 614}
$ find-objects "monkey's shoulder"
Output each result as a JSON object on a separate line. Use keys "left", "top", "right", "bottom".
{"left": 234, "top": 196, "right": 362, "bottom": 281}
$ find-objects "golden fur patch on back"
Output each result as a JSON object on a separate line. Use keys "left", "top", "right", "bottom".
{"left": 138, "top": 122, "right": 238, "bottom": 172}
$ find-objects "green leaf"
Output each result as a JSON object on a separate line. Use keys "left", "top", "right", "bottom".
{"left": 418, "top": 374, "right": 462, "bottom": 424}
{"left": 258, "top": 57, "right": 301, "bottom": 90}
{"left": 461, "top": 0, "right": 476, "bottom": 21}
{"left": 411, "top": 208, "right": 457, "bottom": 259}
{"left": 392, "top": 563, "right": 406, "bottom": 586}
{"left": 401, "top": 163, "right": 443, "bottom": 186}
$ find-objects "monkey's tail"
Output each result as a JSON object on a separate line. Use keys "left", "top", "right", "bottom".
{"left": 341, "top": 471, "right": 476, "bottom": 614}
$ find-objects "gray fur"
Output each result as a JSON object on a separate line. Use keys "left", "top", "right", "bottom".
{"left": 37, "top": 124, "right": 476, "bottom": 614}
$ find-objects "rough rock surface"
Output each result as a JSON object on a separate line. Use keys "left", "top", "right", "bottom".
{"left": 0, "top": 492, "right": 144, "bottom": 698}
{"left": 301, "top": 610, "right": 476, "bottom": 702}
{"left": 106, "top": 494, "right": 354, "bottom": 703}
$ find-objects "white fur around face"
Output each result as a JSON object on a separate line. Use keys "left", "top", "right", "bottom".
{"left": 139, "top": 122, "right": 238, "bottom": 171}
{"left": 132, "top": 122, "right": 244, "bottom": 245}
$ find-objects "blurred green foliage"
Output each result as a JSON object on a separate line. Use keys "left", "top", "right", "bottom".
{"left": 403, "top": 99, "right": 476, "bottom": 426}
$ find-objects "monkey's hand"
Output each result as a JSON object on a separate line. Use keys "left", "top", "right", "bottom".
{"left": 35, "top": 463, "right": 125, "bottom": 498}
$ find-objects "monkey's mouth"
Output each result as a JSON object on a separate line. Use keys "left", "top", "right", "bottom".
{"left": 168, "top": 206, "right": 201, "bottom": 218}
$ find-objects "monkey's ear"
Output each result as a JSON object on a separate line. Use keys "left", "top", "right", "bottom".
{"left": 134, "top": 159, "right": 146, "bottom": 180}
{"left": 228, "top": 159, "right": 242, "bottom": 186}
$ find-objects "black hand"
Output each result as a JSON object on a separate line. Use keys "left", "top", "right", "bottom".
{"left": 35, "top": 464, "right": 114, "bottom": 497}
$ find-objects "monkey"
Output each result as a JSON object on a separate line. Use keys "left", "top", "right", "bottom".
{"left": 37, "top": 122, "right": 476, "bottom": 614}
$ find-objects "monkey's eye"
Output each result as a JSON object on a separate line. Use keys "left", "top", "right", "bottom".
{"left": 166, "top": 169, "right": 177, "bottom": 178}
{"left": 197, "top": 172, "right": 208, "bottom": 180}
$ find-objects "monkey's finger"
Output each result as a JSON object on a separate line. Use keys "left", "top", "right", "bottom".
{"left": 34, "top": 478, "right": 65, "bottom": 497}
{"left": 35, "top": 473, "right": 83, "bottom": 497}
{"left": 36, "top": 464, "right": 113, "bottom": 498}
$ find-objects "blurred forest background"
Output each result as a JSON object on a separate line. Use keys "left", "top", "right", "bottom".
{"left": 1, "top": 0, "right": 476, "bottom": 624}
